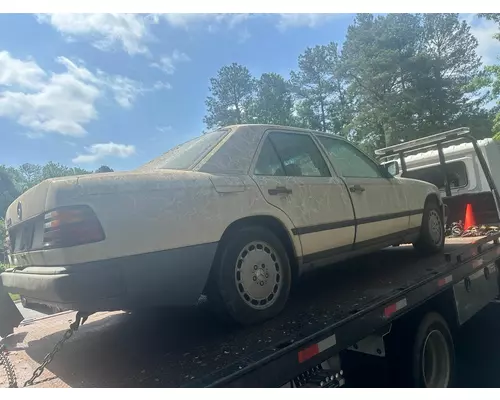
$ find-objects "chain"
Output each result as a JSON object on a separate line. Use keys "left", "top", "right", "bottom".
{"left": 22, "top": 311, "right": 91, "bottom": 388}
{"left": 0, "top": 311, "right": 91, "bottom": 388}
{"left": 23, "top": 328, "right": 74, "bottom": 387}
{"left": 1, "top": 344, "right": 18, "bottom": 388}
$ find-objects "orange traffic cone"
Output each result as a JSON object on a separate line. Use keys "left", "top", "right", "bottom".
{"left": 464, "top": 203, "right": 477, "bottom": 230}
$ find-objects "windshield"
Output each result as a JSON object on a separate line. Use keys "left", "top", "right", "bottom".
{"left": 137, "top": 129, "right": 229, "bottom": 171}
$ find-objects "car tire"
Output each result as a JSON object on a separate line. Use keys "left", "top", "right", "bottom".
{"left": 413, "top": 199, "right": 445, "bottom": 255}
{"left": 20, "top": 296, "right": 28, "bottom": 308}
{"left": 207, "top": 225, "right": 292, "bottom": 326}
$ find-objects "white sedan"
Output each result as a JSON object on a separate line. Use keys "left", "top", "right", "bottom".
{"left": 1, "top": 125, "right": 446, "bottom": 325}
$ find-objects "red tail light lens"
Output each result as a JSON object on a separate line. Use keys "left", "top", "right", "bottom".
{"left": 43, "top": 205, "right": 105, "bottom": 249}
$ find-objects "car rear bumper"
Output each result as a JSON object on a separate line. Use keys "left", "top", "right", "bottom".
{"left": 0, "top": 242, "right": 218, "bottom": 312}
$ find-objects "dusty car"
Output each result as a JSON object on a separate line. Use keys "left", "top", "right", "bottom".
{"left": 0, "top": 125, "right": 445, "bottom": 325}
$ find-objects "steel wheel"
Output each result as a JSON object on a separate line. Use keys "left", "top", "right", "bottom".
{"left": 428, "top": 210, "right": 443, "bottom": 245}
{"left": 234, "top": 240, "right": 282, "bottom": 310}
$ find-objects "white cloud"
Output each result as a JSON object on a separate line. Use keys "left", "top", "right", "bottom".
{"left": 36, "top": 13, "right": 154, "bottom": 56}
{"left": 0, "top": 51, "right": 46, "bottom": 90}
{"left": 464, "top": 14, "right": 500, "bottom": 65}
{"left": 37, "top": 13, "right": 253, "bottom": 57}
{"left": 151, "top": 50, "right": 190, "bottom": 75}
{"left": 160, "top": 13, "right": 250, "bottom": 31}
{"left": 72, "top": 142, "right": 136, "bottom": 164}
{"left": 276, "top": 13, "right": 344, "bottom": 31}
{"left": 0, "top": 51, "right": 167, "bottom": 137}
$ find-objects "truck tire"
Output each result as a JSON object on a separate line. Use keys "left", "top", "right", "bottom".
{"left": 389, "top": 311, "right": 455, "bottom": 388}
{"left": 207, "top": 225, "right": 292, "bottom": 326}
{"left": 410, "top": 312, "right": 455, "bottom": 387}
{"left": 413, "top": 200, "right": 445, "bottom": 255}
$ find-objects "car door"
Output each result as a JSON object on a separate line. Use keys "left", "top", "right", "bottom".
{"left": 251, "top": 130, "right": 356, "bottom": 261}
{"left": 315, "top": 135, "right": 409, "bottom": 246}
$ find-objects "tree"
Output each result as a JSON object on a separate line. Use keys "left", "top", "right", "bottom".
{"left": 0, "top": 168, "right": 20, "bottom": 224}
{"left": 478, "top": 14, "right": 500, "bottom": 139}
{"left": 342, "top": 14, "right": 425, "bottom": 147}
{"left": 249, "top": 73, "right": 294, "bottom": 125}
{"left": 418, "top": 14, "right": 485, "bottom": 133}
{"left": 203, "top": 63, "right": 255, "bottom": 129}
{"left": 95, "top": 165, "right": 114, "bottom": 173}
{"left": 342, "top": 13, "right": 487, "bottom": 147}
{"left": 290, "top": 42, "right": 349, "bottom": 133}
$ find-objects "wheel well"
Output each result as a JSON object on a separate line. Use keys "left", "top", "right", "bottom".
{"left": 425, "top": 193, "right": 440, "bottom": 207}
{"left": 211, "top": 216, "right": 299, "bottom": 284}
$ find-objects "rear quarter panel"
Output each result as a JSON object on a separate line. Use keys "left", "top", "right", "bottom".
{"left": 34, "top": 173, "right": 301, "bottom": 267}
{"left": 398, "top": 177, "right": 442, "bottom": 229}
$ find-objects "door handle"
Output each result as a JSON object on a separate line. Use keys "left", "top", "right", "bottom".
{"left": 268, "top": 186, "right": 293, "bottom": 196}
{"left": 349, "top": 184, "right": 365, "bottom": 193}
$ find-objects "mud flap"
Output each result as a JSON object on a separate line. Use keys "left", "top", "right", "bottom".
{"left": 0, "top": 276, "right": 23, "bottom": 338}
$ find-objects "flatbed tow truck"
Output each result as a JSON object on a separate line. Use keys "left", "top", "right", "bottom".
{"left": 2, "top": 129, "right": 500, "bottom": 388}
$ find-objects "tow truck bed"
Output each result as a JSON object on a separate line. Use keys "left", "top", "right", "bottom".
{"left": 2, "top": 235, "right": 500, "bottom": 388}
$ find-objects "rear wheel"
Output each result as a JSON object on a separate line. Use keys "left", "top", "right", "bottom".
{"left": 388, "top": 311, "right": 455, "bottom": 387}
{"left": 207, "top": 226, "right": 292, "bottom": 326}
{"left": 413, "top": 200, "right": 444, "bottom": 255}
{"left": 411, "top": 312, "right": 455, "bottom": 387}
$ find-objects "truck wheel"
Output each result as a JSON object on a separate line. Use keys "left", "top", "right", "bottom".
{"left": 208, "top": 226, "right": 292, "bottom": 326}
{"left": 411, "top": 312, "right": 455, "bottom": 387}
{"left": 389, "top": 311, "right": 455, "bottom": 388}
{"left": 413, "top": 200, "right": 444, "bottom": 255}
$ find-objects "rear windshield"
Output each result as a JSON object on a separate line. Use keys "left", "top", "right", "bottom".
{"left": 137, "top": 129, "right": 229, "bottom": 171}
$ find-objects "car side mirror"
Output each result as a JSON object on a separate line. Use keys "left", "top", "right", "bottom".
{"left": 381, "top": 160, "right": 399, "bottom": 177}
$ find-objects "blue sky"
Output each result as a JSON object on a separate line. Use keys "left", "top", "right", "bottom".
{"left": 1, "top": 13, "right": 499, "bottom": 171}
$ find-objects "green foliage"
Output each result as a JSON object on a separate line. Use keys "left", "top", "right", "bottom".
{"left": 203, "top": 63, "right": 256, "bottom": 129}
{"left": 95, "top": 165, "right": 114, "bottom": 173}
{"left": 0, "top": 163, "right": 93, "bottom": 254}
{"left": 249, "top": 73, "right": 294, "bottom": 126}
{"left": 204, "top": 13, "right": 496, "bottom": 146}
{"left": 290, "top": 42, "right": 350, "bottom": 133}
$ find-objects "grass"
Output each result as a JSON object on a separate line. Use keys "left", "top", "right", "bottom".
{"left": 9, "top": 293, "right": 20, "bottom": 302}
{"left": 1, "top": 263, "right": 20, "bottom": 302}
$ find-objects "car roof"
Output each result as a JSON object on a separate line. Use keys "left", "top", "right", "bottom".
{"left": 223, "top": 124, "right": 345, "bottom": 140}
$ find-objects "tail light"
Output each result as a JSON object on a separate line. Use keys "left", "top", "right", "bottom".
{"left": 43, "top": 205, "right": 105, "bottom": 249}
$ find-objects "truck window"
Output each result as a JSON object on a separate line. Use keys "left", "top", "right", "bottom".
{"left": 403, "top": 161, "right": 468, "bottom": 190}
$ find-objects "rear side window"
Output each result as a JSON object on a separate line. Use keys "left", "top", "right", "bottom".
{"left": 317, "top": 135, "right": 383, "bottom": 178}
{"left": 200, "top": 127, "right": 265, "bottom": 174}
{"left": 254, "top": 131, "right": 331, "bottom": 177}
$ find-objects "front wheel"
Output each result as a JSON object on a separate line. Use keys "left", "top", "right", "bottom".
{"left": 413, "top": 200, "right": 445, "bottom": 255}
{"left": 207, "top": 226, "right": 292, "bottom": 326}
